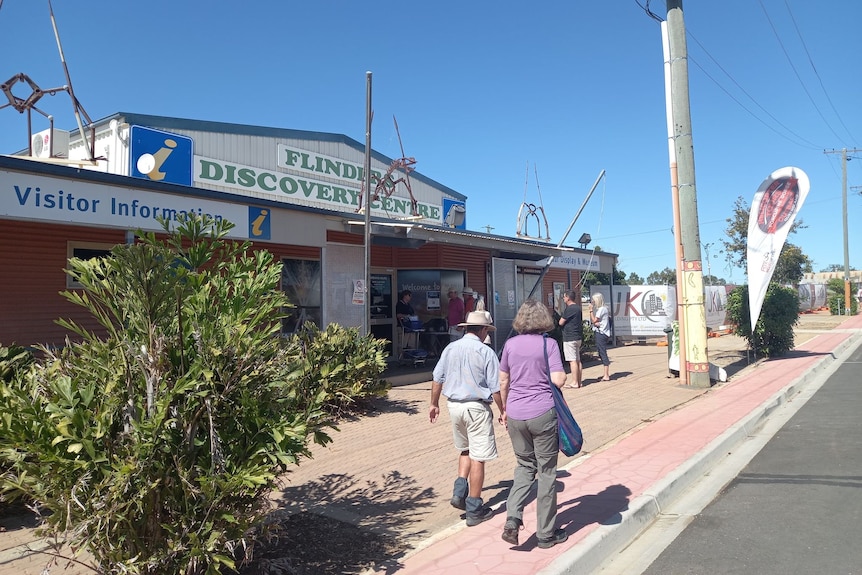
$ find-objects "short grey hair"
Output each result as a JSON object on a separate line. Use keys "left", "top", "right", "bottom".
{"left": 512, "top": 300, "right": 554, "bottom": 334}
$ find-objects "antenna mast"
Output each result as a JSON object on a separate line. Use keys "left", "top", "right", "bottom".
{"left": 48, "top": 0, "right": 95, "bottom": 160}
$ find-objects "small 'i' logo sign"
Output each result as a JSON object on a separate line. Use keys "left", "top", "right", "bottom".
{"left": 136, "top": 139, "right": 177, "bottom": 181}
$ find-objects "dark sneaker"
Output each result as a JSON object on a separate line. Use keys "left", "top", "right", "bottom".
{"left": 450, "top": 495, "right": 466, "bottom": 510}
{"left": 501, "top": 517, "right": 522, "bottom": 545}
{"left": 537, "top": 528, "right": 568, "bottom": 549}
{"left": 465, "top": 506, "right": 494, "bottom": 526}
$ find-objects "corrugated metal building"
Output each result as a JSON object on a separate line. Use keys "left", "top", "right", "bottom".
{"left": 1, "top": 113, "right": 617, "bottom": 355}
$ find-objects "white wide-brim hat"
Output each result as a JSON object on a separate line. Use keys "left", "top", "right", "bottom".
{"left": 457, "top": 311, "right": 496, "bottom": 331}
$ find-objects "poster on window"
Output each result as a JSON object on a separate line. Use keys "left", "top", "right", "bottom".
{"left": 427, "top": 290, "right": 441, "bottom": 311}
{"left": 352, "top": 279, "right": 365, "bottom": 305}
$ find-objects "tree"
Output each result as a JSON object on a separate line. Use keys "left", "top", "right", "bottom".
{"left": 646, "top": 267, "right": 677, "bottom": 285}
{"left": 726, "top": 284, "right": 799, "bottom": 356}
{"left": 721, "top": 195, "right": 810, "bottom": 282}
{"left": 821, "top": 263, "right": 858, "bottom": 272}
{"left": 772, "top": 242, "right": 813, "bottom": 285}
{"left": 581, "top": 250, "right": 629, "bottom": 288}
{"left": 627, "top": 272, "right": 645, "bottom": 285}
{"left": 702, "top": 274, "right": 727, "bottom": 285}
{"left": 0, "top": 215, "right": 388, "bottom": 574}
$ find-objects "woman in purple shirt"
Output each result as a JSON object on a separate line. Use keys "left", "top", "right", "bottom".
{"left": 499, "top": 300, "right": 568, "bottom": 549}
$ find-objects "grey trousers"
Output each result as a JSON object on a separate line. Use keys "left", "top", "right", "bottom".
{"left": 505, "top": 407, "right": 560, "bottom": 538}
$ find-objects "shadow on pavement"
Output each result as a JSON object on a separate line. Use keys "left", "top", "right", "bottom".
{"left": 558, "top": 483, "right": 632, "bottom": 530}
{"left": 275, "top": 471, "right": 436, "bottom": 540}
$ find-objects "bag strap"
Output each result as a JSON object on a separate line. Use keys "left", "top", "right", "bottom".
{"left": 542, "top": 334, "right": 552, "bottom": 390}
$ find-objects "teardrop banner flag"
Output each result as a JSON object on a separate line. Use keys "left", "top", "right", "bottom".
{"left": 746, "top": 166, "right": 810, "bottom": 330}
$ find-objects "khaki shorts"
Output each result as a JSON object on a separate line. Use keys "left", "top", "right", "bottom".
{"left": 563, "top": 340, "right": 582, "bottom": 363}
{"left": 446, "top": 401, "right": 498, "bottom": 462}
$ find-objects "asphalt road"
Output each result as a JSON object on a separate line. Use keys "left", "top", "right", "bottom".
{"left": 638, "top": 341, "right": 862, "bottom": 575}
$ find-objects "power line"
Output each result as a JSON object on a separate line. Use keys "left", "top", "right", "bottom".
{"left": 757, "top": 0, "right": 846, "bottom": 144}
{"left": 782, "top": 0, "right": 858, "bottom": 145}
{"left": 637, "top": 1, "right": 823, "bottom": 150}
{"left": 686, "top": 56, "right": 821, "bottom": 150}
{"left": 685, "top": 34, "right": 823, "bottom": 150}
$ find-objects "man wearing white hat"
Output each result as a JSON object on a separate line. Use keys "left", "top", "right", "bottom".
{"left": 462, "top": 287, "right": 476, "bottom": 315}
{"left": 446, "top": 288, "right": 465, "bottom": 342}
{"left": 430, "top": 310, "right": 503, "bottom": 526}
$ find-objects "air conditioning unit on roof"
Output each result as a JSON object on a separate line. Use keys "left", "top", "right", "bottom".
{"left": 31, "top": 128, "right": 70, "bottom": 159}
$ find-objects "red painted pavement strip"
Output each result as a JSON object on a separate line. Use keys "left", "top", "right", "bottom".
{"left": 382, "top": 317, "right": 862, "bottom": 575}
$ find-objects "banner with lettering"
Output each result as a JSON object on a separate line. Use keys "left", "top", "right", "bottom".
{"left": 746, "top": 167, "right": 810, "bottom": 329}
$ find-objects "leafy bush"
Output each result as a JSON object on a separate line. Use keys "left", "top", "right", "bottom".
{"left": 726, "top": 284, "right": 799, "bottom": 357}
{"left": 0, "top": 344, "right": 32, "bottom": 383}
{"left": 0, "top": 215, "right": 388, "bottom": 574}
{"left": 0, "top": 344, "right": 34, "bottom": 507}
{"left": 581, "top": 320, "right": 596, "bottom": 357}
{"left": 825, "top": 277, "right": 858, "bottom": 315}
{"left": 285, "top": 323, "right": 389, "bottom": 420}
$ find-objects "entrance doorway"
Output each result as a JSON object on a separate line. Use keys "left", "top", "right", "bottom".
{"left": 370, "top": 272, "right": 395, "bottom": 356}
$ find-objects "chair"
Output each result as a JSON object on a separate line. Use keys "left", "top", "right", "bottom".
{"left": 399, "top": 316, "right": 427, "bottom": 367}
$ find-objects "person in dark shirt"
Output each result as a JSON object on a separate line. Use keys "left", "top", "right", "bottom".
{"left": 558, "top": 290, "right": 584, "bottom": 388}
{"left": 396, "top": 289, "right": 415, "bottom": 323}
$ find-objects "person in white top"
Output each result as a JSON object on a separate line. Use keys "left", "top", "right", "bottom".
{"left": 589, "top": 293, "right": 612, "bottom": 382}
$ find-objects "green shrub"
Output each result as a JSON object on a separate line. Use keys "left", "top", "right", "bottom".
{"left": 726, "top": 284, "right": 799, "bottom": 357}
{"left": 581, "top": 320, "right": 596, "bottom": 357}
{"left": 0, "top": 344, "right": 34, "bottom": 507}
{"left": 825, "top": 278, "right": 858, "bottom": 315}
{"left": 0, "top": 214, "right": 388, "bottom": 575}
{"left": 285, "top": 323, "right": 389, "bottom": 420}
{"left": 828, "top": 294, "right": 858, "bottom": 316}
{"left": 0, "top": 344, "right": 33, "bottom": 383}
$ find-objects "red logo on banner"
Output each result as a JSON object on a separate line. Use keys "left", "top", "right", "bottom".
{"left": 756, "top": 176, "right": 799, "bottom": 234}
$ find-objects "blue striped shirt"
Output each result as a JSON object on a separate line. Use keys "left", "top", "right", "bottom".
{"left": 432, "top": 333, "right": 500, "bottom": 402}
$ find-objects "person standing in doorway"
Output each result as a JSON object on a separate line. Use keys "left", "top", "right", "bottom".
{"left": 590, "top": 293, "right": 612, "bottom": 382}
{"left": 446, "top": 288, "right": 465, "bottom": 342}
{"left": 558, "top": 290, "right": 584, "bottom": 388}
{"left": 430, "top": 311, "right": 503, "bottom": 527}
{"left": 396, "top": 289, "right": 414, "bottom": 323}
{"left": 463, "top": 287, "right": 476, "bottom": 315}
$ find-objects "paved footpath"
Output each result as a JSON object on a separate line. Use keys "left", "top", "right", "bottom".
{"left": 2, "top": 311, "right": 859, "bottom": 574}
{"left": 374, "top": 313, "right": 862, "bottom": 575}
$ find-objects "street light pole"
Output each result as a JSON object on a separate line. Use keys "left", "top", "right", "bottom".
{"left": 363, "top": 72, "right": 372, "bottom": 336}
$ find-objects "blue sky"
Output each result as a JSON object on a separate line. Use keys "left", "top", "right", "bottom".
{"left": 1, "top": 1, "right": 859, "bottom": 282}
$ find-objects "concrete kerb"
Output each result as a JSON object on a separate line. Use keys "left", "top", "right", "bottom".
{"left": 541, "top": 330, "right": 862, "bottom": 575}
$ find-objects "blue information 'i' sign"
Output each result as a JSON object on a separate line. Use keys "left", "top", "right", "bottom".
{"left": 248, "top": 206, "right": 271, "bottom": 240}
{"left": 129, "top": 126, "right": 193, "bottom": 186}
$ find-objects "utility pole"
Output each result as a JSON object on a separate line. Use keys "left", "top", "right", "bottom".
{"left": 666, "top": 0, "right": 710, "bottom": 388}
{"left": 824, "top": 148, "right": 859, "bottom": 314}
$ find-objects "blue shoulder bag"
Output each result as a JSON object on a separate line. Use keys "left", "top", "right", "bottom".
{"left": 543, "top": 335, "right": 584, "bottom": 456}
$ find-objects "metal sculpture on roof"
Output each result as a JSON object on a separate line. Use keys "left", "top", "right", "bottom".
{"left": 358, "top": 115, "right": 420, "bottom": 219}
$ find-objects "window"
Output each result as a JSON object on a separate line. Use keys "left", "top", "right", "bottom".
{"left": 66, "top": 242, "right": 115, "bottom": 288}
{"left": 281, "top": 259, "right": 322, "bottom": 335}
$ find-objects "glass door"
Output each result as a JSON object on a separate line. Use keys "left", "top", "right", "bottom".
{"left": 370, "top": 272, "right": 394, "bottom": 356}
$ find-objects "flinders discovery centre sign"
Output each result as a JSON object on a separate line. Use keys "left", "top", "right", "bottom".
{"left": 194, "top": 144, "right": 444, "bottom": 223}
